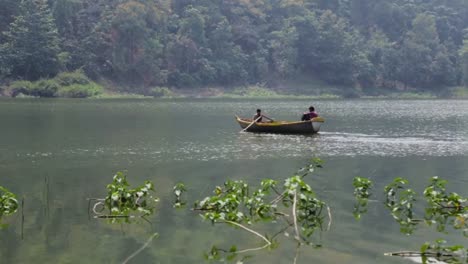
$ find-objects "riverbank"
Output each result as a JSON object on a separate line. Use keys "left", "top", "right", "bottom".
{"left": 2, "top": 74, "right": 467, "bottom": 99}
{"left": 95, "top": 85, "right": 468, "bottom": 100}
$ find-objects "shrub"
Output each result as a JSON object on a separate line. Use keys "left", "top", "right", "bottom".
{"left": 231, "top": 85, "right": 280, "bottom": 97}
{"left": 9, "top": 80, "right": 33, "bottom": 97}
{"left": 31, "top": 79, "right": 60, "bottom": 97}
{"left": 149, "top": 87, "right": 176, "bottom": 98}
{"left": 57, "top": 83, "right": 103, "bottom": 98}
{"left": 55, "top": 70, "right": 91, "bottom": 86}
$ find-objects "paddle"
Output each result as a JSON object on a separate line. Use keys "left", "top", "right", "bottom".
{"left": 241, "top": 115, "right": 263, "bottom": 132}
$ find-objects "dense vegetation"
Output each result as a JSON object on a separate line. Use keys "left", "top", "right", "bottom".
{"left": 1, "top": 0, "right": 468, "bottom": 96}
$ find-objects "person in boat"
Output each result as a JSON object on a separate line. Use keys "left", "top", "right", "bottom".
{"left": 253, "top": 109, "right": 274, "bottom": 122}
{"left": 301, "top": 106, "right": 318, "bottom": 121}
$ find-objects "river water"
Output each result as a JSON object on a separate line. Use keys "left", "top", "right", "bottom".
{"left": 0, "top": 98, "right": 467, "bottom": 263}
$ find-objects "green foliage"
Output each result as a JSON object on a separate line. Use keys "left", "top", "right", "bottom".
{"left": 423, "top": 177, "right": 468, "bottom": 233}
{"left": 353, "top": 175, "right": 467, "bottom": 263}
{"left": 31, "top": 79, "right": 60, "bottom": 97}
{"left": 55, "top": 70, "right": 91, "bottom": 86}
{"left": 149, "top": 87, "right": 177, "bottom": 98}
{"left": 0, "top": 186, "right": 18, "bottom": 229}
{"left": 56, "top": 83, "right": 102, "bottom": 98}
{"left": 173, "top": 183, "right": 187, "bottom": 208}
{"left": 97, "top": 171, "right": 159, "bottom": 223}
{"left": 0, "top": 0, "right": 61, "bottom": 80}
{"left": 419, "top": 240, "right": 467, "bottom": 264}
{"left": 384, "top": 178, "right": 418, "bottom": 234}
{"left": 381, "top": 176, "right": 467, "bottom": 238}
{"left": 194, "top": 159, "right": 326, "bottom": 260}
{"left": 352, "top": 177, "right": 372, "bottom": 220}
{"left": 8, "top": 70, "right": 102, "bottom": 98}
{"left": 228, "top": 85, "right": 281, "bottom": 98}
{"left": 8, "top": 80, "right": 33, "bottom": 97}
{"left": 1, "top": 0, "right": 466, "bottom": 93}
{"left": 460, "top": 40, "right": 468, "bottom": 87}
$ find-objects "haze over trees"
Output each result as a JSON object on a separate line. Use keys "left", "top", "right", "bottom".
{"left": 0, "top": 0, "right": 467, "bottom": 95}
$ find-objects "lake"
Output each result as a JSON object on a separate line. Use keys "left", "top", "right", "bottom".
{"left": 0, "top": 98, "right": 467, "bottom": 263}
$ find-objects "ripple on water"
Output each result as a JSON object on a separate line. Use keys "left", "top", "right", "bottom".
{"left": 9, "top": 131, "right": 468, "bottom": 164}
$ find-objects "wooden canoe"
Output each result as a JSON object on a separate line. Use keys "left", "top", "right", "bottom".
{"left": 236, "top": 116, "right": 325, "bottom": 134}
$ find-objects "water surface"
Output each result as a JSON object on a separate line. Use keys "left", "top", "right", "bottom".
{"left": 0, "top": 99, "right": 467, "bottom": 263}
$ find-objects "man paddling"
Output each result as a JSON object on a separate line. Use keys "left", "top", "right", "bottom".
{"left": 253, "top": 109, "right": 274, "bottom": 123}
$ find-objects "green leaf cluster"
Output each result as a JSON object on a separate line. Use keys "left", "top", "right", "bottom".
{"left": 194, "top": 159, "right": 326, "bottom": 242}
{"left": 352, "top": 176, "right": 372, "bottom": 220}
{"left": 0, "top": 186, "right": 18, "bottom": 229}
{"left": 102, "top": 171, "right": 159, "bottom": 223}
{"left": 423, "top": 177, "right": 468, "bottom": 234}
{"left": 384, "top": 178, "right": 418, "bottom": 234}
{"left": 420, "top": 240, "right": 467, "bottom": 264}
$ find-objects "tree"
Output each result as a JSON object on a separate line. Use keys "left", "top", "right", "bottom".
{"left": 0, "top": 0, "right": 19, "bottom": 34}
{"left": 0, "top": 0, "right": 61, "bottom": 80}
{"left": 396, "top": 14, "right": 456, "bottom": 89}
{"left": 460, "top": 40, "right": 468, "bottom": 87}
{"left": 268, "top": 23, "right": 298, "bottom": 78}
{"left": 305, "top": 10, "right": 368, "bottom": 86}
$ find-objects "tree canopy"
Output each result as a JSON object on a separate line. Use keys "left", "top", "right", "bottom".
{"left": 1, "top": 0, "right": 467, "bottom": 94}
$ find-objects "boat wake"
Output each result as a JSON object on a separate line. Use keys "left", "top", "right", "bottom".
{"left": 7, "top": 130, "right": 468, "bottom": 165}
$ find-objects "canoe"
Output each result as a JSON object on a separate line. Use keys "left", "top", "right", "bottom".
{"left": 236, "top": 116, "right": 325, "bottom": 134}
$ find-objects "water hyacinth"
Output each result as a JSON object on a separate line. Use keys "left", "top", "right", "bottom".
{"left": 0, "top": 186, "right": 19, "bottom": 228}
{"left": 92, "top": 171, "right": 159, "bottom": 223}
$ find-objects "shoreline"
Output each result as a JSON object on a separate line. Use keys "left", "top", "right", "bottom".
{"left": 2, "top": 85, "right": 468, "bottom": 100}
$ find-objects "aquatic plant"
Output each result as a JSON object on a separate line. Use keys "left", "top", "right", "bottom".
{"left": 173, "top": 183, "right": 187, "bottom": 209}
{"left": 423, "top": 176, "right": 468, "bottom": 233}
{"left": 352, "top": 176, "right": 372, "bottom": 220}
{"left": 193, "top": 159, "right": 329, "bottom": 262}
{"left": 384, "top": 177, "right": 418, "bottom": 234}
{"left": 352, "top": 176, "right": 467, "bottom": 263}
{"left": 90, "top": 171, "right": 159, "bottom": 223}
{"left": 0, "top": 186, "right": 19, "bottom": 229}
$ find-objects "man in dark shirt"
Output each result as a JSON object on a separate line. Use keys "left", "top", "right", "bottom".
{"left": 253, "top": 109, "right": 274, "bottom": 122}
{"left": 301, "top": 106, "right": 318, "bottom": 121}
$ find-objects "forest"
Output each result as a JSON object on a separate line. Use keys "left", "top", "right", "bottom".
{"left": 0, "top": 0, "right": 468, "bottom": 97}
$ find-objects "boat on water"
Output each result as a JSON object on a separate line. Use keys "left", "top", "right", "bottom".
{"left": 235, "top": 116, "right": 325, "bottom": 134}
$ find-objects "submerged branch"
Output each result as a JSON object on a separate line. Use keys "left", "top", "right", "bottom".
{"left": 122, "top": 232, "right": 159, "bottom": 264}
{"left": 293, "top": 244, "right": 301, "bottom": 264}
{"left": 221, "top": 220, "right": 272, "bottom": 253}
{"left": 222, "top": 220, "right": 271, "bottom": 245}
{"left": 94, "top": 215, "right": 134, "bottom": 219}
{"left": 384, "top": 251, "right": 459, "bottom": 258}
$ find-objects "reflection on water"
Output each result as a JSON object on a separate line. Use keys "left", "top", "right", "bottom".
{"left": 0, "top": 99, "right": 467, "bottom": 263}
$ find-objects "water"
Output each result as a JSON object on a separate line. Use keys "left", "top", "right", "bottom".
{"left": 0, "top": 98, "right": 467, "bottom": 263}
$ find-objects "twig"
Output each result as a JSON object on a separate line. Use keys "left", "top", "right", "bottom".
{"left": 292, "top": 190, "right": 300, "bottom": 242}
{"left": 44, "top": 176, "right": 49, "bottom": 219}
{"left": 270, "top": 221, "right": 293, "bottom": 240}
{"left": 122, "top": 232, "right": 158, "bottom": 264}
{"left": 270, "top": 190, "right": 287, "bottom": 205}
{"left": 222, "top": 220, "right": 271, "bottom": 245}
{"left": 235, "top": 244, "right": 272, "bottom": 254}
{"left": 21, "top": 197, "right": 24, "bottom": 240}
{"left": 94, "top": 215, "right": 134, "bottom": 219}
{"left": 384, "top": 251, "right": 457, "bottom": 257}
{"left": 293, "top": 244, "right": 301, "bottom": 264}
{"left": 326, "top": 206, "right": 332, "bottom": 231}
